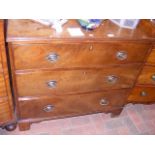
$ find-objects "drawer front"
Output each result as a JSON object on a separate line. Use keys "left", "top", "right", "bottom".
{"left": 19, "top": 89, "right": 130, "bottom": 119}
{"left": 128, "top": 86, "right": 155, "bottom": 102}
{"left": 13, "top": 43, "right": 150, "bottom": 70}
{"left": 16, "top": 65, "right": 141, "bottom": 97}
{"left": 0, "top": 73, "right": 7, "bottom": 98}
{"left": 0, "top": 98, "right": 13, "bottom": 124}
{"left": 137, "top": 65, "right": 155, "bottom": 85}
{"left": 147, "top": 48, "right": 155, "bottom": 64}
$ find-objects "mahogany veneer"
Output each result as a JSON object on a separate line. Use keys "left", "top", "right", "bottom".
{"left": 147, "top": 48, "right": 155, "bottom": 64}
{"left": 19, "top": 89, "right": 130, "bottom": 120}
{"left": 0, "top": 74, "right": 7, "bottom": 97}
{"left": 16, "top": 64, "right": 141, "bottom": 97}
{"left": 6, "top": 19, "right": 155, "bottom": 131}
{"left": 137, "top": 65, "right": 155, "bottom": 85}
{"left": 128, "top": 20, "right": 155, "bottom": 103}
{"left": 128, "top": 86, "right": 155, "bottom": 102}
{"left": 12, "top": 43, "right": 150, "bottom": 70}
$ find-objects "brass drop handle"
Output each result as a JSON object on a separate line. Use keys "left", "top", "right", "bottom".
{"left": 47, "top": 80, "right": 57, "bottom": 88}
{"left": 100, "top": 99, "right": 109, "bottom": 106}
{"left": 140, "top": 91, "right": 147, "bottom": 97}
{"left": 107, "top": 75, "right": 118, "bottom": 83}
{"left": 151, "top": 74, "right": 155, "bottom": 81}
{"left": 43, "top": 105, "right": 54, "bottom": 112}
{"left": 116, "top": 51, "right": 127, "bottom": 60}
{"left": 46, "top": 53, "right": 59, "bottom": 62}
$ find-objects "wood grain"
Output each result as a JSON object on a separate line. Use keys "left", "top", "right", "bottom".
{"left": 6, "top": 19, "right": 155, "bottom": 131}
{"left": 0, "top": 98, "right": 13, "bottom": 124}
{"left": 128, "top": 86, "right": 155, "bottom": 102}
{"left": 19, "top": 89, "right": 130, "bottom": 119}
{"left": 0, "top": 73, "right": 7, "bottom": 97}
{"left": 147, "top": 48, "right": 155, "bottom": 64}
{"left": 12, "top": 43, "right": 150, "bottom": 70}
{"left": 137, "top": 65, "right": 155, "bottom": 85}
{"left": 0, "top": 20, "right": 14, "bottom": 126}
{"left": 0, "top": 55, "right": 2, "bottom": 72}
{"left": 7, "top": 20, "right": 155, "bottom": 43}
{"left": 15, "top": 64, "right": 141, "bottom": 97}
{"left": 138, "top": 20, "right": 155, "bottom": 38}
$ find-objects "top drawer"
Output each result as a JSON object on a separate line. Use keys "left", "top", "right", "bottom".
{"left": 12, "top": 43, "right": 150, "bottom": 70}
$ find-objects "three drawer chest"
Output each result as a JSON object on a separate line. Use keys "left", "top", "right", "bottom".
{"left": 6, "top": 19, "right": 155, "bottom": 131}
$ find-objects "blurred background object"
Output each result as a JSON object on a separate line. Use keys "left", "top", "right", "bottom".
{"left": 32, "top": 19, "right": 68, "bottom": 32}
{"left": 110, "top": 19, "right": 140, "bottom": 29}
{"left": 77, "top": 19, "right": 103, "bottom": 30}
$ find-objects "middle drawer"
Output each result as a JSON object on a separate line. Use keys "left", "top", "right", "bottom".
{"left": 12, "top": 43, "right": 150, "bottom": 70}
{"left": 16, "top": 64, "right": 141, "bottom": 97}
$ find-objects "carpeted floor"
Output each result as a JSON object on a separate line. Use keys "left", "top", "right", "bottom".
{"left": 1, "top": 103, "right": 155, "bottom": 135}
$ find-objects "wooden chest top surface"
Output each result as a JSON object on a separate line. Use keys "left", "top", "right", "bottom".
{"left": 7, "top": 19, "right": 155, "bottom": 43}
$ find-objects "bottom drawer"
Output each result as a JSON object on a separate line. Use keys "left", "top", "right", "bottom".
{"left": 128, "top": 86, "right": 155, "bottom": 102}
{"left": 18, "top": 89, "right": 130, "bottom": 119}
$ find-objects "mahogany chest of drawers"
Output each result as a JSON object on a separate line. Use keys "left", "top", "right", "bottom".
{"left": 6, "top": 19, "right": 155, "bottom": 131}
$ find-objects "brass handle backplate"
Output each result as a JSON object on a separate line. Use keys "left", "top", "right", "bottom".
{"left": 140, "top": 91, "right": 147, "bottom": 97}
{"left": 151, "top": 74, "right": 155, "bottom": 81}
{"left": 116, "top": 51, "right": 127, "bottom": 60}
{"left": 100, "top": 99, "right": 109, "bottom": 106}
{"left": 107, "top": 75, "right": 118, "bottom": 84}
{"left": 46, "top": 53, "right": 59, "bottom": 62}
{"left": 43, "top": 105, "right": 54, "bottom": 112}
{"left": 47, "top": 80, "right": 57, "bottom": 88}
